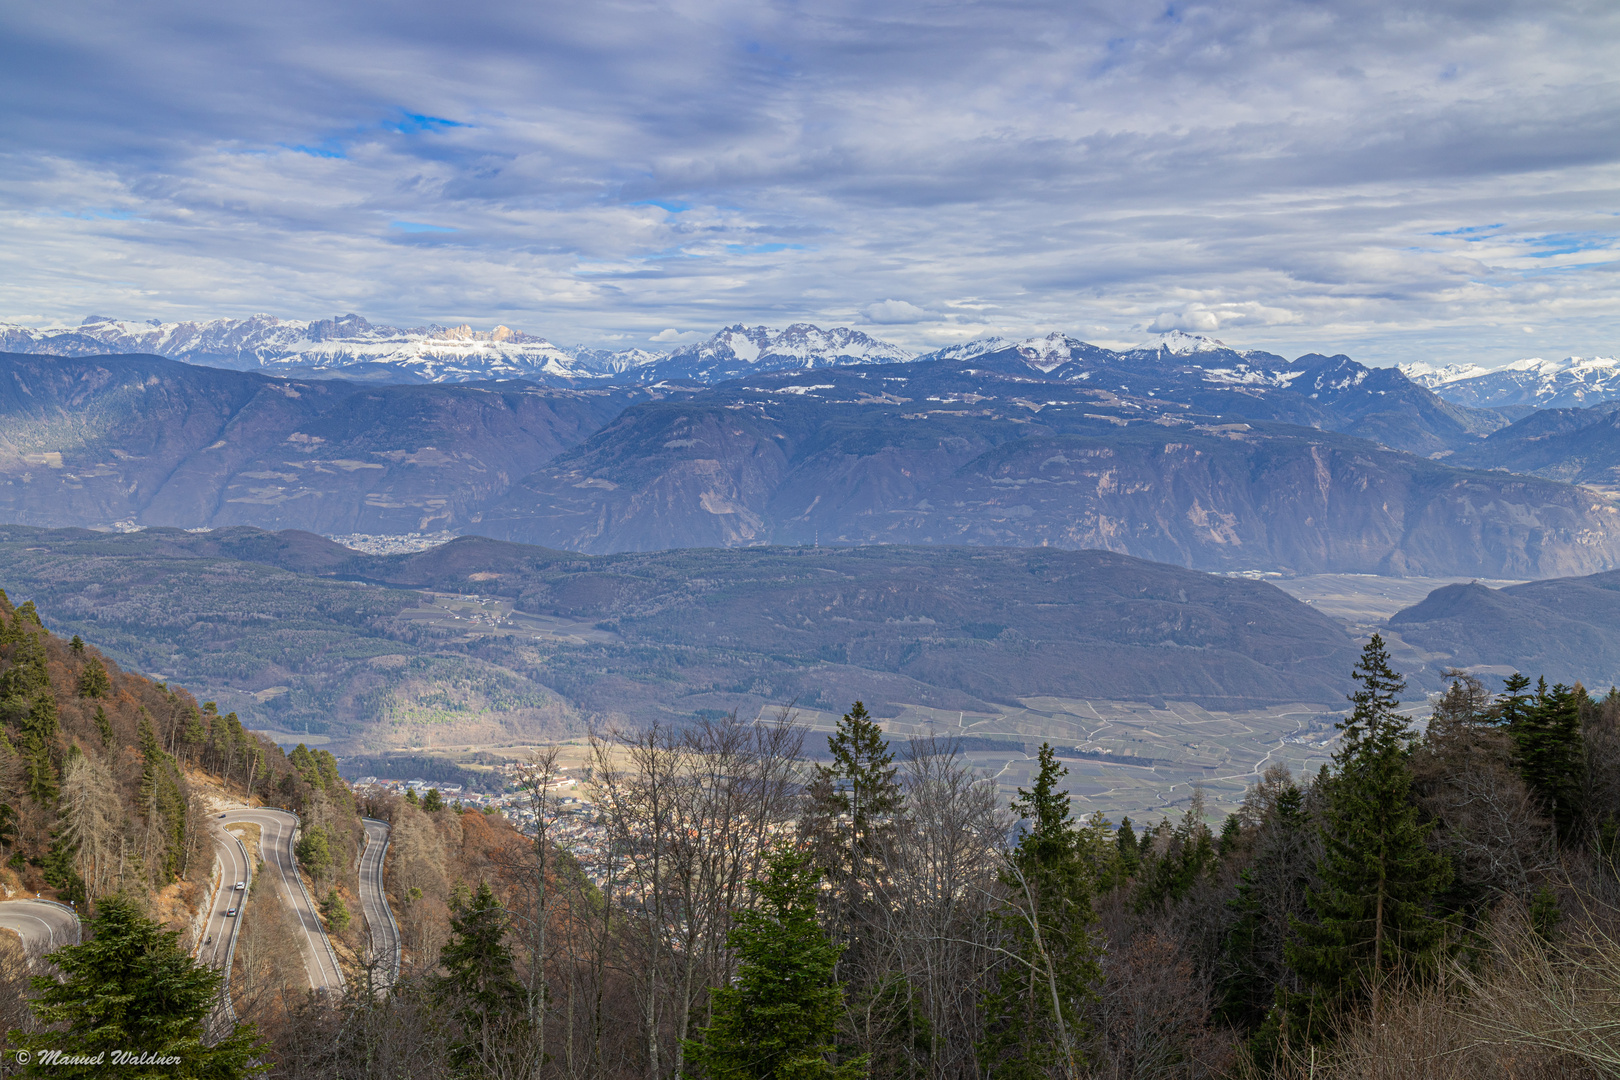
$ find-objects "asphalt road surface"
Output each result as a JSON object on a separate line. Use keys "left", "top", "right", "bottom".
{"left": 221, "top": 808, "right": 345, "bottom": 992}
{"left": 199, "top": 819, "right": 253, "bottom": 975}
{"left": 0, "top": 898, "right": 80, "bottom": 961}
{"left": 359, "top": 818, "right": 401, "bottom": 988}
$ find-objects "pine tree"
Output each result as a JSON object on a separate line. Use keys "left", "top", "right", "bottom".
{"left": 75, "top": 656, "right": 111, "bottom": 699}
{"left": 1511, "top": 681, "right": 1587, "bottom": 838}
{"left": 436, "top": 880, "right": 525, "bottom": 1072}
{"left": 180, "top": 706, "right": 205, "bottom": 763}
{"left": 295, "top": 825, "right": 331, "bottom": 878}
{"left": 978, "top": 744, "right": 1098, "bottom": 1080}
{"left": 289, "top": 743, "right": 324, "bottom": 790}
{"left": 137, "top": 712, "right": 187, "bottom": 880}
{"left": 22, "top": 692, "right": 59, "bottom": 804}
{"left": 1219, "top": 784, "right": 1311, "bottom": 1032}
{"left": 684, "top": 847, "right": 868, "bottom": 1080}
{"left": 10, "top": 894, "right": 265, "bottom": 1077}
{"left": 1496, "top": 672, "right": 1534, "bottom": 728}
{"left": 1115, "top": 816, "right": 1140, "bottom": 877}
{"left": 1283, "top": 635, "right": 1453, "bottom": 1035}
{"left": 93, "top": 705, "right": 114, "bottom": 748}
{"left": 810, "top": 701, "right": 901, "bottom": 890}
{"left": 800, "top": 701, "right": 903, "bottom": 994}
{"left": 320, "top": 887, "right": 351, "bottom": 934}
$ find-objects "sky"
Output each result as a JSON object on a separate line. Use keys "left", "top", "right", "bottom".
{"left": 2, "top": 0, "right": 1618, "bottom": 368}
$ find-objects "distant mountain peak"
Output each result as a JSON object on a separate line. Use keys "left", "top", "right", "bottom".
{"left": 1135, "top": 330, "right": 1234, "bottom": 356}
{"left": 650, "top": 322, "right": 912, "bottom": 378}
{"left": 1411, "top": 354, "right": 1620, "bottom": 409}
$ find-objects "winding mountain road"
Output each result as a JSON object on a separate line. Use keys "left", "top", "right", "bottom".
{"left": 0, "top": 898, "right": 80, "bottom": 961}
{"left": 359, "top": 818, "right": 401, "bottom": 988}
{"left": 199, "top": 819, "right": 252, "bottom": 975}
{"left": 219, "top": 808, "right": 345, "bottom": 993}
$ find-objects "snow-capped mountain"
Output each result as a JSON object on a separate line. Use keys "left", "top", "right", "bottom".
{"left": 918, "top": 330, "right": 1291, "bottom": 381}
{"left": 918, "top": 332, "right": 1092, "bottom": 372}
{"left": 566, "top": 347, "right": 666, "bottom": 375}
{"left": 645, "top": 324, "right": 913, "bottom": 381}
{"left": 1402, "top": 355, "right": 1620, "bottom": 409}
{"left": 0, "top": 313, "right": 608, "bottom": 383}
{"left": 0, "top": 314, "right": 923, "bottom": 386}
{"left": 1134, "top": 329, "right": 1241, "bottom": 356}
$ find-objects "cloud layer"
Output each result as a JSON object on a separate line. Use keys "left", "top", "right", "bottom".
{"left": 2, "top": 0, "right": 1618, "bottom": 366}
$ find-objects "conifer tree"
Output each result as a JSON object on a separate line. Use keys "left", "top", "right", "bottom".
{"left": 295, "top": 825, "right": 331, "bottom": 878}
{"left": 810, "top": 701, "right": 901, "bottom": 890}
{"left": 10, "top": 894, "right": 265, "bottom": 1077}
{"left": 320, "top": 887, "right": 351, "bottom": 934}
{"left": 800, "top": 701, "right": 903, "bottom": 993}
{"left": 181, "top": 705, "right": 205, "bottom": 763}
{"left": 75, "top": 656, "right": 111, "bottom": 699}
{"left": 93, "top": 705, "right": 114, "bottom": 748}
{"left": 436, "top": 880, "right": 525, "bottom": 1072}
{"left": 68, "top": 634, "right": 85, "bottom": 656}
{"left": 22, "top": 692, "right": 59, "bottom": 804}
{"left": 978, "top": 744, "right": 1098, "bottom": 1080}
{"left": 1219, "top": 784, "right": 1312, "bottom": 1033}
{"left": 1496, "top": 672, "right": 1535, "bottom": 728}
{"left": 1512, "top": 681, "right": 1587, "bottom": 838}
{"left": 136, "top": 711, "right": 187, "bottom": 879}
{"left": 684, "top": 847, "right": 867, "bottom": 1080}
{"left": 1284, "top": 635, "right": 1453, "bottom": 1034}
{"left": 1115, "top": 817, "right": 1140, "bottom": 877}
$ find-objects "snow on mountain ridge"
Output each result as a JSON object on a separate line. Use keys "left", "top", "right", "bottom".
{"left": 665, "top": 323, "right": 914, "bottom": 366}
{"left": 1412, "top": 355, "right": 1620, "bottom": 409}
{"left": 0, "top": 314, "right": 921, "bottom": 384}
{"left": 1134, "top": 330, "right": 1236, "bottom": 356}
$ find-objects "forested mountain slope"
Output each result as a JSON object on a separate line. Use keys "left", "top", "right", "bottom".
{"left": 1449, "top": 401, "right": 1620, "bottom": 496}
{"left": 1389, "top": 567, "right": 1620, "bottom": 689}
{"left": 0, "top": 527, "right": 1363, "bottom": 745}
{"left": 0, "top": 584, "right": 361, "bottom": 932}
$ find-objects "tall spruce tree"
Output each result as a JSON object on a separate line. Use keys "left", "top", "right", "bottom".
{"left": 810, "top": 701, "right": 901, "bottom": 889}
{"left": 1511, "top": 681, "right": 1587, "bottom": 838}
{"left": 436, "top": 880, "right": 526, "bottom": 1072}
{"left": 10, "top": 894, "right": 265, "bottom": 1078}
{"left": 22, "top": 692, "right": 59, "bottom": 804}
{"left": 978, "top": 744, "right": 1098, "bottom": 1080}
{"left": 683, "top": 847, "right": 867, "bottom": 1080}
{"left": 1283, "top": 635, "right": 1453, "bottom": 1035}
{"left": 801, "top": 702, "right": 902, "bottom": 976}
{"left": 1219, "top": 784, "right": 1313, "bottom": 1033}
{"left": 1496, "top": 672, "right": 1535, "bottom": 728}
{"left": 75, "top": 656, "right": 111, "bottom": 699}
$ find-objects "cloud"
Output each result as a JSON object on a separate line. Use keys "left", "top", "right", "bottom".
{"left": 650, "top": 328, "right": 705, "bottom": 343}
{"left": 1149, "top": 309, "right": 1222, "bottom": 333}
{"left": 1, "top": 0, "right": 1618, "bottom": 366}
{"left": 864, "top": 299, "right": 930, "bottom": 324}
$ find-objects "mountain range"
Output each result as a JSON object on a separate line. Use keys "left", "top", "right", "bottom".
{"left": 1405, "top": 354, "right": 1620, "bottom": 409}
{"left": 3, "top": 345, "right": 1616, "bottom": 578}
{"left": 0, "top": 313, "right": 915, "bottom": 386}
